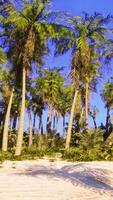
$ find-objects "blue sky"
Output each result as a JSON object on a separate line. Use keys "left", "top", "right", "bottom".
{"left": 45, "top": 0, "right": 113, "bottom": 130}
{"left": 53, "top": 0, "right": 113, "bottom": 15}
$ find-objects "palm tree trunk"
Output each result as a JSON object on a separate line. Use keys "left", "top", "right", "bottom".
{"left": 85, "top": 82, "right": 89, "bottom": 131}
{"left": 2, "top": 88, "right": 14, "bottom": 151}
{"left": 106, "top": 107, "right": 110, "bottom": 132}
{"left": 38, "top": 114, "right": 43, "bottom": 150}
{"left": 78, "top": 107, "right": 84, "bottom": 130}
{"left": 33, "top": 112, "right": 36, "bottom": 133}
{"left": 12, "top": 114, "right": 17, "bottom": 130}
{"left": 15, "top": 66, "right": 26, "bottom": 156}
{"left": 46, "top": 104, "right": 52, "bottom": 146}
{"left": 46, "top": 104, "right": 52, "bottom": 136}
{"left": 63, "top": 115, "right": 65, "bottom": 136}
{"left": 53, "top": 115, "right": 56, "bottom": 130}
{"left": 28, "top": 108, "right": 33, "bottom": 147}
{"left": 92, "top": 116, "right": 97, "bottom": 130}
{"left": 65, "top": 90, "right": 78, "bottom": 151}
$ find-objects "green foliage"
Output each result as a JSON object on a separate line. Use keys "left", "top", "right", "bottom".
{"left": 63, "top": 130, "right": 113, "bottom": 161}
{"left": 0, "top": 1, "right": 113, "bottom": 161}
{"left": 101, "top": 80, "right": 113, "bottom": 109}
{"left": 21, "top": 146, "right": 45, "bottom": 160}
{"left": 35, "top": 69, "right": 64, "bottom": 106}
{"left": 0, "top": 48, "right": 6, "bottom": 64}
{"left": 0, "top": 151, "right": 15, "bottom": 162}
{"left": 8, "top": 130, "right": 17, "bottom": 150}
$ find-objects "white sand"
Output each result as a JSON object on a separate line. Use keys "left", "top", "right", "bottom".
{"left": 0, "top": 159, "right": 113, "bottom": 200}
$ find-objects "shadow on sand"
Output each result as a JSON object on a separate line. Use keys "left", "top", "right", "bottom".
{"left": 13, "top": 162, "right": 113, "bottom": 196}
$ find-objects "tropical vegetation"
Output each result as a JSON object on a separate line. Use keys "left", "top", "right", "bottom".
{"left": 0, "top": 0, "right": 113, "bottom": 161}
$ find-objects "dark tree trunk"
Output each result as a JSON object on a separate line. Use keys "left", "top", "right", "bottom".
{"left": 63, "top": 115, "right": 65, "bottom": 136}
{"left": 46, "top": 104, "right": 52, "bottom": 137}
{"left": 106, "top": 107, "right": 110, "bottom": 132}
{"left": 38, "top": 114, "right": 43, "bottom": 150}
{"left": 12, "top": 114, "right": 18, "bottom": 130}
{"left": 85, "top": 82, "right": 89, "bottom": 131}
{"left": 27, "top": 108, "right": 33, "bottom": 147}
{"left": 53, "top": 115, "right": 56, "bottom": 130}
{"left": 103, "top": 107, "right": 112, "bottom": 141}
{"left": 33, "top": 113, "right": 36, "bottom": 133}
{"left": 92, "top": 116, "right": 97, "bottom": 130}
{"left": 46, "top": 104, "right": 52, "bottom": 147}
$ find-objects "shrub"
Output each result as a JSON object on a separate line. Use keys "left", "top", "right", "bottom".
{"left": 63, "top": 130, "right": 108, "bottom": 161}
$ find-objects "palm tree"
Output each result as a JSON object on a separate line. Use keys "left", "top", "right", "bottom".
{"left": 35, "top": 69, "right": 64, "bottom": 139}
{"left": 2, "top": 87, "right": 14, "bottom": 151}
{"left": 0, "top": 67, "right": 16, "bottom": 152}
{"left": 54, "top": 13, "right": 110, "bottom": 150}
{"left": 30, "top": 85, "right": 44, "bottom": 149}
{"left": 27, "top": 106, "right": 33, "bottom": 147}
{"left": 1, "top": 0, "right": 70, "bottom": 155}
{"left": 55, "top": 84, "right": 72, "bottom": 136}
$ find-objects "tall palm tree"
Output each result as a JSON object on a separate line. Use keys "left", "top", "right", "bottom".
{"left": 0, "top": 60, "right": 16, "bottom": 152}
{"left": 54, "top": 13, "right": 110, "bottom": 150}
{"left": 1, "top": 0, "right": 71, "bottom": 155}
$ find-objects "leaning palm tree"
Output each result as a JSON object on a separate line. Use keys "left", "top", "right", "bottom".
{"left": 0, "top": 68, "right": 16, "bottom": 152}
{"left": 0, "top": 51, "right": 13, "bottom": 152}
{"left": 1, "top": 0, "right": 71, "bottom": 155}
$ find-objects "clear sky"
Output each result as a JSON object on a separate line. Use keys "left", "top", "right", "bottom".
{"left": 45, "top": 0, "right": 113, "bottom": 131}
{"left": 53, "top": 0, "right": 113, "bottom": 15}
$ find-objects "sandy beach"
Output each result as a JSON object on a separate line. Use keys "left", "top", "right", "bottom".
{"left": 0, "top": 160, "right": 113, "bottom": 200}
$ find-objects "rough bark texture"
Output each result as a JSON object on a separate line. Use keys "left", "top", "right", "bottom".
{"left": 78, "top": 107, "right": 84, "bottom": 129}
{"left": 15, "top": 66, "right": 26, "bottom": 156}
{"left": 2, "top": 88, "right": 14, "bottom": 151}
{"left": 85, "top": 82, "right": 89, "bottom": 131}
{"left": 65, "top": 90, "right": 78, "bottom": 151}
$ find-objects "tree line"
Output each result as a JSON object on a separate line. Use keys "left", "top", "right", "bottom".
{"left": 0, "top": 0, "right": 113, "bottom": 159}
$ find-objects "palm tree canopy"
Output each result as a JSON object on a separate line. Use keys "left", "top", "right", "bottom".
{"left": 35, "top": 69, "right": 64, "bottom": 107}
{"left": 1, "top": 0, "right": 72, "bottom": 72}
